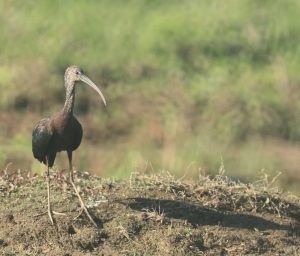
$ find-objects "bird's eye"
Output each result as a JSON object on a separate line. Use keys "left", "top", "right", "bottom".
{"left": 75, "top": 71, "right": 80, "bottom": 75}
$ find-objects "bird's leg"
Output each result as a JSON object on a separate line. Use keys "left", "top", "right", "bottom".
{"left": 46, "top": 156, "right": 54, "bottom": 225}
{"left": 67, "top": 151, "right": 98, "bottom": 227}
{"left": 33, "top": 158, "right": 65, "bottom": 221}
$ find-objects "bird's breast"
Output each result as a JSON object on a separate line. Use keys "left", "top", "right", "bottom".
{"left": 51, "top": 113, "right": 83, "bottom": 151}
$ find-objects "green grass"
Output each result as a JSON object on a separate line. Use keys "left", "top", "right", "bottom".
{"left": 1, "top": 1, "right": 300, "bottom": 192}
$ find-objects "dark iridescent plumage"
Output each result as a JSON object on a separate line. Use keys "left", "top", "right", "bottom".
{"left": 32, "top": 118, "right": 53, "bottom": 165}
{"left": 32, "top": 115, "right": 83, "bottom": 167}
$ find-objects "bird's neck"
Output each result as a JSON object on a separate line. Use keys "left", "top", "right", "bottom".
{"left": 63, "top": 81, "right": 75, "bottom": 117}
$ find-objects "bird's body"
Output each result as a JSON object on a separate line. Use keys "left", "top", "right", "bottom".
{"left": 32, "top": 65, "right": 106, "bottom": 226}
{"left": 32, "top": 113, "right": 82, "bottom": 167}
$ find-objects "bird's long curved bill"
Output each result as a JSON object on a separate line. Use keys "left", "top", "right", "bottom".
{"left": 80, "top": 75, "right": 107, "bottom": 106}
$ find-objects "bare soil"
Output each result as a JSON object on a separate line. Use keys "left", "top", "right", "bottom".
{"left": 0, "top": 171, "right": 300, "bottom": 255}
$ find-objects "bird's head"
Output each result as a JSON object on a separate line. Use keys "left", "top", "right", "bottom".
{"left": 64, "top": 65, "right": 106, "bottom": 106}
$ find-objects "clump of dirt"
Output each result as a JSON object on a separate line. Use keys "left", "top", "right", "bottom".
{"left": 0, "top": 170, "right": 300, "bottom": 255}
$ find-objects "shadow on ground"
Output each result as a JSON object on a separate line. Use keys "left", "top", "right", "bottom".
{"left": 118, "top": 198, "right": 297, "bottom": 232}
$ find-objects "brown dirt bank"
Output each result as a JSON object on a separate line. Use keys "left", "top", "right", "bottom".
{"left": 0, "top": 171, "right": 299, "bottom": 255}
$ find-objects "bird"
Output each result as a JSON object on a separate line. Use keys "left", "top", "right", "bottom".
{"left": 32, "top": 65, "right": 106, "bottom": 227}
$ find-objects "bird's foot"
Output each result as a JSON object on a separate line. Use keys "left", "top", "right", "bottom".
{"left": 53, "top": 210, "right": 67, "bottom": 216}
{"left": 33, "top": 210, "right": 66, "bottom": 223}
{"left": 69, "top": 179, "right": 99, "bottom": 227}
{"left": 74, "top": 205, "right": 98, "bottom": 227}
{"left": 48, "top": 208, "right": 54, "bottom": 225}
{"left": 73, "top": 208, "right": 84, "bottom": 220}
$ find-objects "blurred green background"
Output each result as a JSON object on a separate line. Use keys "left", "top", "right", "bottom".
{"left": 1, "top": 0, "right": 300, "bottom": 193}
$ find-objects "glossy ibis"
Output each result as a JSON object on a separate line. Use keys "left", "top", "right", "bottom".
{"left": 32, "top": 66, "right": 106, "bottom": 227}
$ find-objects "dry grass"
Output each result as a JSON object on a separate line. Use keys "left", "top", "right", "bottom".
{"left": 1, "top": 169, "right": 299, "bottom": 255}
